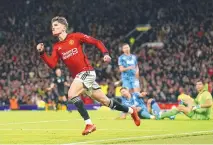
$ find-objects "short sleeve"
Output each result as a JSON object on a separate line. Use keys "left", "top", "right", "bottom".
{"left": 118, "top": 56, "right": 123, "bottom": 66}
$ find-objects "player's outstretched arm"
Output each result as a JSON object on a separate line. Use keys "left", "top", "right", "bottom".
{"left": 74, "top": 33, "right": 108, "bottom": 53}
{"left": 74, "top": 33, "right": 111, "bottom": 62}
{"left": 37, "top": 43, "right": 59, "bottom": 69}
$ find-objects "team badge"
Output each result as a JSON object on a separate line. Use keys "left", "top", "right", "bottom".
{"left": 69, "top": 40, "right": 74, "bottom": 45}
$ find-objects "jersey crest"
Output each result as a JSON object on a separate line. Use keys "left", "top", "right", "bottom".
{"left": 69, "top": 40, "right": 74, "bottom": 45}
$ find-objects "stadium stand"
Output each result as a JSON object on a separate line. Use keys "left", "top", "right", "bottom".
{"left": 0, "top": 0, "right": 213, "bottom": 106}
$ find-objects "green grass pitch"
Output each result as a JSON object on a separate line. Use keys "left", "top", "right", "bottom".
{"left": 0, "top": 110, "right": 212, "bottom": 144}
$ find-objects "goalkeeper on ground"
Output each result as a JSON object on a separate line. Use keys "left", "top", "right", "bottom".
{"left": 159, "top": 80, "right": 212, "bottom": 120}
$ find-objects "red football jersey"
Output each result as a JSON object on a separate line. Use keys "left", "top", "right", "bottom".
{"left": 40, "top": 32, "right": 108, "bottom": 77}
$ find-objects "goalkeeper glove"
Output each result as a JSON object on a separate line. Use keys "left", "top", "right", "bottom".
{"left": 192, "top": 105, "right": 201, "bottom": 111}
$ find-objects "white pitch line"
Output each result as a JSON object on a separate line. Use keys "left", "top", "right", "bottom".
{"left": 0, "top": 118, "right": 125, "bottom": 126}
{"left": 0, "top": 128, "right": 166, "bottom": 132}
{"left": 64, "top": 130, "right": 213, "bottom": 145}
{"left": 0, "top": 120, "right": 71, "bottom": 126}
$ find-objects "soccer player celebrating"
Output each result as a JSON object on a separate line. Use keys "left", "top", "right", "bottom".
{"left": 117, "top": 87, "right": 161, "bottom": 120}
{"left": 160, "top": 80, "right": 212, "bottom": 120}
{"left": 118, "top": 43, "right": 140, "bottom": 93}
{"left": 36, "top": 16, "right": 140, "bottom": 135}
{"left": 46, "top": 68, "right": 70, "bottom": 111}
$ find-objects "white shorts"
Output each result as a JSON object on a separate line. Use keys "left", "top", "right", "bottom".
{"left": 74, "top": 71, "right": 100, "bottom": 96}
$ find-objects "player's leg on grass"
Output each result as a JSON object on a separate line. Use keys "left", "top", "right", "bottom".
{"left": 177, "top": 105, "right": 191, "bottom": 115}
{"left": 91, "top": 88, "right": 140, "bottom": 126}
{"left": 139, "top": 110, "right": 155, "bottom": 119}
{"left": 160, "top": 108, "right": 179, "bottom": 119}
{"left": 160, "top": 105, "right": 191, "bottom": 119}
{"left": 178, "top": 98, "right": 209, "bottom": 120}
{"left": 147, "top": 98, "right": 161, "bottom": 115}
{"left": 179, "top": 97, "right": 196, "bottom": 113}
{"left": 68, "top": 80, "right": 89, "bottom": 120}
{"left": 68, "top": 80, "right": 95, "bottom": 135}
{"left": 177, "top": 99, "right": 197, "bottom": 119}
{"left": 160, "top": 98, "right": 195, "bottom": 119}
{"left": 187, "top": 110, "right": 210, "bottom": 120}
{"left": 69, "top": 71, "right": 101, "bottom": 135}
{"left": 177, "top": 101, "right": 209, "bottom": 120}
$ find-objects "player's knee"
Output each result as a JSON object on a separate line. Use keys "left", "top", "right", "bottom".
{"left": 100, "top": 97, "right": 110, "bottom": 106}
{"left": 68, "top": 88, "right": 80, "bottom": 99}
{"left": 68, "top": 90, "right": 76, "bottom": 99}
{"left": 177, "top": 106, "right": 184, "bottom": 111}
{"left": 177, "top": 106, "right": 181, "bottom": 111}
{"left": 147, "top": 98, "right": 153, "bottom": 105}
{"left": 92, "top": 89, "right": 110, "bottom": 106}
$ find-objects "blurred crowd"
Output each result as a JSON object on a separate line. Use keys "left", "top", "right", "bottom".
{"left": 0, "top": 0, "right": 213, "bottom": 106}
